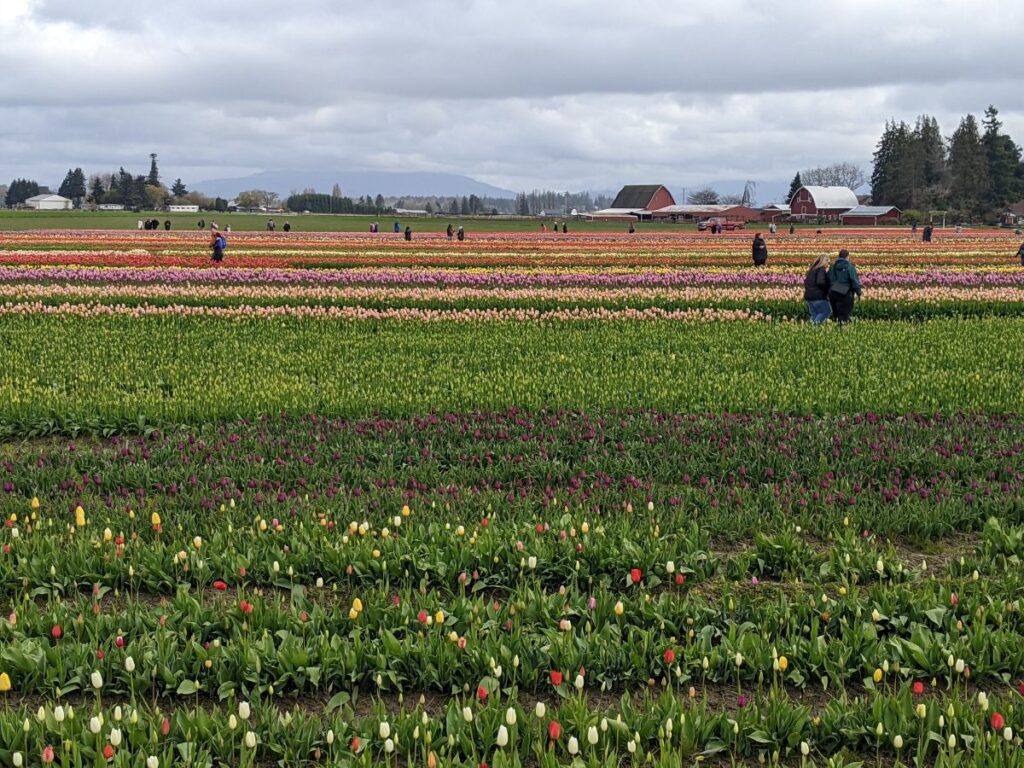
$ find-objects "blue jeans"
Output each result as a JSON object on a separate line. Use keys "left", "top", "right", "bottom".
{"left": 806, "top": 299, "right": 831, "bottom": 325}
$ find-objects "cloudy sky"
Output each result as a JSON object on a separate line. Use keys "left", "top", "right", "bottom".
{"left": 2, "top": 0, "right": 1023, "bottom": 201}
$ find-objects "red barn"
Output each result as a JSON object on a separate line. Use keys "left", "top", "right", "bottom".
{"left": 610, "top": 184, "right": 675, "bottom": 211}
{"left": 788, "top": 186, "right": 859, "bottom": 219}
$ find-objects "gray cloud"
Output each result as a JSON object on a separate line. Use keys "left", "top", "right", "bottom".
{"left": 2, "top": 0, "right": 1023, "bottom": 198}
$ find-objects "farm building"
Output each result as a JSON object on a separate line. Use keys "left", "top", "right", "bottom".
{"left": 840, "top": 205, "right": 901, "bottom": 225}
{"left": 97, "top": 204, "right": 125, "bottom": 211}
{"left": 650, "top": 205, "right": 760, "bottom": 223}
{"left": 168, "top": 204, "right": 200, "bottom": 213}
{"left": 759, "top": 203, "right": 790, "bottom": 222}
{"left": 1001, "top": 201, "right": 1024, "bottom": 227}
{"left": 591, "top": 184, "right": 676, "bottom": 220}
{"left": 788, "top": 186, "right": 859, "bottom": 219}
{"left": 24, "top": 194, "right": 72, "bottom": 210}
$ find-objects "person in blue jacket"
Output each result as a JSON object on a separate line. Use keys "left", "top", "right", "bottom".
{"left": 826, "top": 249, "right": 862, "bottom": 323}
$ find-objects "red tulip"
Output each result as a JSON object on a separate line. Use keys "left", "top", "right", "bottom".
{"left": 550, "top": 670, "right": 563, "bottom": 686}
{"left": 161, "top": 717, "right": 171, "bottom": 736}
{"left": 675, "top": 573, "right": 685, "bottom": 586}
{"left": 238, "top": 566, "right": 247, "bottom": 578}
{"left": 477, "top": 685, "right": 488, "bottom": 701}
{"left": 351, "top": 737, "right": 361, "bottom": 751}
{"left": 991, "top": 712, "right": 1005, "bottom": 730}
{"left": 912, "top": 681, "right": 925, "bottom": 695}
{"left": 41, "top": 745, "right": 55, "bottom": 764}
{"left": 213, "top": 580, "right": 228, "bottom": 591}
{"left": 630, "top": 568, "right": 642, "bottom": 585}
{"left": 950, "top": 593, "right": 958, "bottom": 606}
{"left": 1018, "top": 682, "right": 1024, "bottom": 697}
{"left": 547, "top": 721, "right": 561, "bottom": 741}
{"left": 103, "top": 744, "right": 114, "bottom": 760}
{"left": 535, "top": 523, "right": 544, "bottom": 534}
{"left": 481, "top": 518, "right": 489, "bottom": 527}
{"left": 96, "top": 648, "right": 104, "bottom": 660}
{"left": 51, "top": 624, "right": 62, "bottom": 639}
{"left": 115, "top": 635, "right": 125, "bottom": 648}
{"left": 239, "top": 600, "right": 253, "bottom": 615}
{"left": 663, "top": 648, "right": 676, "bottom": 665}
{"left": 417, "top": 610, "right": 428, "bottom": 624}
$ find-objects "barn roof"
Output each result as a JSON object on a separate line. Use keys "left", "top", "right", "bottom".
{"left": 841, "top": 205, "right": 901, "bottom": 217}
{"left": 610, "top": 185, "right": 674, "bottom": 209}
{"left": 792, "top": 186, "right": 859, "bottom": 210}
{"left": 25, "top": 194, "right": 71, "bottom": 203}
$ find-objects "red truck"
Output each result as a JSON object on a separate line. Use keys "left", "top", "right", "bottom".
{"left": 698, "top": 217, "right": 745, "bottom": 232}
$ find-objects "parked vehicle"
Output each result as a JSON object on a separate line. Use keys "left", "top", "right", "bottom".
{"left": 698, "top": 217, "right": 745, "bottom": 232}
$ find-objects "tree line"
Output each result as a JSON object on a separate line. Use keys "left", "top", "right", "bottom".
{"left": 870, "top": 106, "right": 1024, "bottom": 220}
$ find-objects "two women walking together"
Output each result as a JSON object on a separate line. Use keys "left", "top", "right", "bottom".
{"left": 804, "top": 250, "right": 862, "bottom": 324}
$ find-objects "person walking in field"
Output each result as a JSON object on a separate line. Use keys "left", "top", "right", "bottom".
{"left": 457, "top": 225, "right": 465, "bottom": 241}
{"left": 628, "top": 222, "right": 635, "bottom": 234}
{"left": 562, "top": 222, "right": 568, "bottom": 234}
{"left": 922, "top": 224, "right": 933, "bottom": 243}
{"left": 209, "top": 226, "right": 226, "bottom": 263}
{"left": 404, "top": 225, "right": 412, "bottom": 241}
{"left": 827, "top": 249, "right": 862, "bottom": 324}
{"left": 1017, "top": 238, "right": 1024, "bottom": 266}
{"left": 446, "top": 223, "right": 454, "bottom": 241}
{"left": 789, "top": 223, "right": 795, "bottom": 235}
{"left": 803, "top": 254, "right": 832, "bottom": 324}
{"left": 751, "top": 233, "right": 768, "bottom": 267}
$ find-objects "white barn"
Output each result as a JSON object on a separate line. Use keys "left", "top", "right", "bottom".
{"left": 168, "top": 204, "right": 200, "bottom": 213}
{"left": 25, "top": 194, "right": 73, "bottom": 211}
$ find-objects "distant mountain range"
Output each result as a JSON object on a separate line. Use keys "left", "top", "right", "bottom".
{"left": 191, "top": 170, "right": 516, "bottom": 200}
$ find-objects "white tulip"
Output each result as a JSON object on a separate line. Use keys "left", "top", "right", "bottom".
{"left": 801, "top": 741, "right": 810, "bottom": 756}
{"left": 244, "top": 731, "right": 257, "bottom": 749}
{"left": 272, "top": 560, "right": 280, "bottom": 573}
{"left": 384, "top": 738, "right": 395, "bottom": 753}
{"left": 527, "top": 556, "right": 537, "bottom": 570}
{"left": 574, "top": 674, "right": 585, "bottom": 690}
{"left": 53, "top": 705, "right": 65, "bottom": 723}
{"left": 535, "top": 702, "right": 546, "bottom": 718}
{"left": 147, "top": 757, "right": 159, "bottom": 768}
{"left": 90, "top": 670, "right": 103, "bottom": 689}
{"left": 110, "top": 728, "right": 122, "bottom": 747}
{"left": 948, "top": 732, "right": 957, "bottom": 748}
{"left": 228, "top": 714, "right": 238, "bottom": 730}
{"left": 316, "top": 577, "right": 324, "bottom": 588}
{"left": 113, "top": 706, "right": 122, "bottom": 722}
{"left": 955, "top": 659, "right": 965, "bottom": 674}
{"left": 238, "top": 701, "right": 251, "bottom": 720}
{"left": 627, "top": 739, "right": 637, "bottom": 753}
{"left": 496, "top": 725, "right": 509, "bottom": 747}
{"left": 505, "top": 707, "right": 517, "bottom": 726}
{"left": 893, "top": 735, "right": 904, "bottom": 750}
{"left": 587, "top": 726, "right": 599, "bottom": 745}
{"left": 13, "top": 753, "right": 23, "bottom": 768}
{"left": 735, "top": 652, "right": 744, "bottom": 667}
{"left": 666, "top": 561, "right": 675, "bottom": 573}
{"left": 125, "top": 656, "right": 136, "bottom": 673}
{"left": 462, "top": 706, "right": 473, "bottom": 723}
{"left": 568, "top": 736, "right": 579, "bottom": 755}
{"left": 379, "top": 722, "right": 390, "bottom": 739}
{"left": 89, "top": 716, "right": 102, "bottom": 734}
{"left": 327, "top": 729, "right": 335, "bottom": 745}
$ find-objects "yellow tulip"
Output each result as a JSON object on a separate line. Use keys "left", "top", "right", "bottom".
{"left": 434, "top": 610, "right": 445, "bottom": 625}
{"left": 150, "top": 512, "right": 161, "bottom": 528}
{"left": 31, "top": 497, "right": 40, "bottom": 510}
{"left": 0, "top": 672, "right": 11, "bottom": 692}
{"left": 352, "top": 598, "right": 363, "bottom": 613}
{"left": 74, "top": 506, "right": 86, "bottom": 528}
{"left": 348, "top": 608, "right": 359, "bottom": 620}
{"left": 873, "top": 668, "right": 883, "bottom": 683}
{"left": 778, "top": 656, "right": 789, "bottom": 671}
{"left": 614, "top": 601, "right": 624, "bottom": 616}
{"left": 401, "top": 505, "right": 411, "bottom": 517}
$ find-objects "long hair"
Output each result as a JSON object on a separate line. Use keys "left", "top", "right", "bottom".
{"left": 810, "top": 254, "right": 830, "bottom": 271}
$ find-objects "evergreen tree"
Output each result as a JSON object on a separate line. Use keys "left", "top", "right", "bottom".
{"left": 58, "top": 168, "right": 87, "bottom": 206}
{"left": 460, "top": 196, "right": 469, "bottom": 215}
{"left": 448, "top": 197, "right": 459, "bottom": 215}
{"left": 5, "top": 179, "right": 40, "bottom": 207}
{"left": 147, "top": 154, "right": 160, "bottom": 186}
{"left": 982, "top": 106, "right": 1024, "bottom": 209}
{"left": 786, "top": 173, "right": 802, "bottom": 202}
{"left": 171, "top": 179, "right": 188, "bottom": 198}
{"left": 947, "top": 114, "right": 989, "bottom": 217}
{"left": 88, "top": 175, "right": 106, "bottom": 203}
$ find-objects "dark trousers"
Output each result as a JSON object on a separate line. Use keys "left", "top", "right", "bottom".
{"left": 829, "top": 290, "right": 854, "bottom": 323}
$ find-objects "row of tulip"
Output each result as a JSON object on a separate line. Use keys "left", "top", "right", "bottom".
{"left": 1, "top": 316, "right": 1022, "bottom": 436}
{"left": 0, "top": 687, "right": 1021, "bottom": 767}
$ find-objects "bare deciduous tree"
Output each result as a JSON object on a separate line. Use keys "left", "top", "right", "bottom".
{"left": 687, "top": 187, "right": 720, "bottom": 205}
{"left": 800, "top": 162, "right": 867, "bottom": 190}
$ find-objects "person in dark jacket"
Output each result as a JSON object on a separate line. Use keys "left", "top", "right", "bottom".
{"left": 752, "top": 233, "right": 768, "bottom": 267}
{"left": 1018, "top": 239, "right": 1024, "bottom": 266}
{"left": 804, "top": 254, "right": 832, "bottom": 324}
{"left": 446, "top": 223, "right": 454, "bottom": 241}
{"left": 164, "top": 220, "right": 171, "bottom": 231}
{"left": 789, "top": 223, "right": 795, "bottom": 235}
{"left": 562, "top": 222, "right": 568, "bottom": 234}
{"left": 404, "top": 226, "right": 412, "bottom": 241}
{"left": 827, "top": 249, "right": 862, "bottom": 323}
{"left": 922, "top": 224, "right": 933, "bottom": 243}
{"left": 456, "top": 226, "right": 465, "bottom": 241}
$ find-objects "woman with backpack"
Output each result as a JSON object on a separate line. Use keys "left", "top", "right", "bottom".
{"left": 803, "top": 254, "right": 832, "bottom": 324}
{"left": 827, "top": 249, "right": 862, "bottom": 323}
{"left": 751, "top": 233, "right": 768, "bottom": 267}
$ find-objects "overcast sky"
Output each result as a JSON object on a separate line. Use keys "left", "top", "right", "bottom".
{"left": 2, "top": 0, "right": 1023, "bottom": 200}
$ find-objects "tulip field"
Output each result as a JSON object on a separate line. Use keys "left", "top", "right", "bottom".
{"left": 1, "top": 228, "right": 1024, "bottom": 767}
